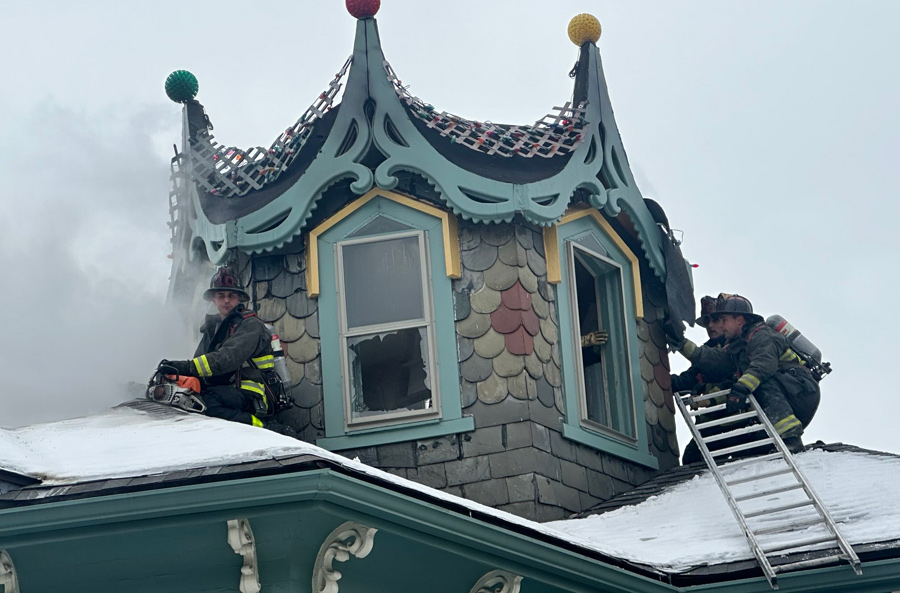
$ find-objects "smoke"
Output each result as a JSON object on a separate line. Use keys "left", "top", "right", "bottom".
{"left": 0, "top": 102, "right": 195, "bottom": 427}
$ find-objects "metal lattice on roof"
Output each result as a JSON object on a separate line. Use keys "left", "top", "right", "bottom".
{"left": 189, "top": 57, "right": 353, "bottom": 199}
{"left": 385, "top": 59, "right": 588, "bottom": 159}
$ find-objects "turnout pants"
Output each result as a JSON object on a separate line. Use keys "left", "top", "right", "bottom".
{"left": 202, "top": 385, "right": 263, "bottom": 426}
{"left": 756, "top": 367, "right": 821, "bottom": 438}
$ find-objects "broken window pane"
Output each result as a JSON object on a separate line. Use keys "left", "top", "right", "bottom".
{"left": 346, "top": 327, "right": 433, "bottom": 422}
{"left": 341, "top": 234, "right": 425, "bottom": 329}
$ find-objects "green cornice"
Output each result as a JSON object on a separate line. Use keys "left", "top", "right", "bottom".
{"left": 0, "top": 467, "right": 895, "bottom": 592}
{"left": 0, "top": 469, "right": 670, "bottom": 593}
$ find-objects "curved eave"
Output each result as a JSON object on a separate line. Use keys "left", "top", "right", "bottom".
{"left": 177, "top": 18, "right": 666, "bottom": 281}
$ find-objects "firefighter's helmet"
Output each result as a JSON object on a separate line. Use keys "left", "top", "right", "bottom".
{"left": 713, "top": 294, "right": 763, "bottom": 324}
{"left": 696, "top": 295, "right": 718, "bottom": 327}
{"left": 203, "top": 267, "right": 251, "bottom": 302}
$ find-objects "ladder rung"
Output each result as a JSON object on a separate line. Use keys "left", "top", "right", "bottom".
{"left": 680, "top": 388, "right": 730, "bottom": 402}
{"left": 753, "top": 516, "right": 828, "bottom": 536}
{"left": 726, "top": 467, "right": 794, "bottom": 486}
{"left": 719, "top": 452, "right": 783, "bottom": 470}
{"left": 761, "top": 534, "right": 837, "bottom": 554}
{"left": 704, "top": 424, "right": 767, "bottom": 444}
{"left": 735, "top": 482, "right": 804, "bottom": 502}
{"left": 689, "top": 403, "right": 727, "bottom": 416}
{"left": 711, "top": 438, "right": 774, "bottom": 458}
{"left": 697, "top": 410, "right": 758, "bottom": 429}
{"left": 772, "top": 554, "right": 846, "bottom": 573}
{"left": 745, "top": 499, "right": 814, "bottom": 518}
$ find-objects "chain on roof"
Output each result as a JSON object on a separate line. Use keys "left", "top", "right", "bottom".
{"left": 187, "top": 57, "right": 353, "bottom": 199}
{"left": 385, "top": 60, "right": 588, "bottom": 159}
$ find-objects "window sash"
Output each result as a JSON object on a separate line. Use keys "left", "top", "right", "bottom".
{"left": 335, "top": 230, "right": 441, "bottom": 429}
{"left": 566, "top": 241, "right": 637, "bottom": 441}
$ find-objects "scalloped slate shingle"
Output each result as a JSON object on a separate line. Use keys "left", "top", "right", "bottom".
{"left": 237, "top": 217, "right": 680, "bottom": 520}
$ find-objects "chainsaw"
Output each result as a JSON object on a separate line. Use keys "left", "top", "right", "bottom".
{"left": 146, "top": 361, "right": 207, "bottom": 413}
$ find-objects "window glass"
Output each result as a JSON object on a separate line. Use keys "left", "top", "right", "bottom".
{"left": 571, "top": 232, "right": 609, "bottom": 257}
{"left": 337, "top": 230, "right": 439, "bottom": 429}
{"left": 570, "top": 243, "right": 635, "bottom": 438}
{"left": 346, "top": 327, "right": 433, "bottom": 422}
{"left": 348, "top": 214, "right": 414, "bottom": 238}
{"left": 341, "top": 235, "right": 425, "bottom": 328}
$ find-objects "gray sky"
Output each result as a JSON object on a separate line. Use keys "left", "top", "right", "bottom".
{"left": 1, "top": 2, "right": 897, "bottom": 456}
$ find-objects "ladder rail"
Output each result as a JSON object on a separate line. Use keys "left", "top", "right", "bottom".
{"left": 675, "top": 393, "right": 780, "bottom": 588}
{"left": 747, "top": 395, "right": 863, "bottom": 575}
{"left": 675, "top": 390, "right": 863, "bottom": 588}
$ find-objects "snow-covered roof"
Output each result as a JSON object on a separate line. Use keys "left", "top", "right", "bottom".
{"left": 2, "top": 402, "right": 899, "bottom": 578}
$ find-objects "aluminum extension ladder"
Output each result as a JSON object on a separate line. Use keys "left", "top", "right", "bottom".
{"left": 675, "top": 389, "right": 862, "bottom": 589}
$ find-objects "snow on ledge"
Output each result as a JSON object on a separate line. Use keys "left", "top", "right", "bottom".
{"left": 2, "top": 405, "right": 899, "bottom": 573}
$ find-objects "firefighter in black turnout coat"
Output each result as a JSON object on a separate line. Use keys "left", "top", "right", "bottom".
{"left": 668, "top": 295, "right": 820, "bottom": 454}
{"left": 165, "top": 268, "right": 295, "bottom": 436}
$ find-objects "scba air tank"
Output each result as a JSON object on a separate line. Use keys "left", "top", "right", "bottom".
{"left": 264, "top": 324, "right": 292, "bottom": 385}
{"left": 765, "top": 315, "right": 822, "bottom": 363}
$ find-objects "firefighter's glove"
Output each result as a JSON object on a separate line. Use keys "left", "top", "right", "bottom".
{"left": 726, "top": 383, "right": 751, "bottom": 414}
{"left": 661, "top": 319, "right": 686, "bottom": 349}
{"left": 581, "top": 331, "right": 608, "bottom": 347}
{"left": 165, "top": 360, "right": 196, "bottom": 377}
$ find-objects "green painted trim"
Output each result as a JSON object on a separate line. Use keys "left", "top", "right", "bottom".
{"left": 552, "top": 216, "right": 658, "bottom": 470}
{"left": 178, "top": 18, "right": 666, "bottom": 280}
{"left": 182, "top": 20, "right": 378, "bottom": 263}
{"left": 316, "top": 416, "right": 474, "bottom": 451}
{"left": 1, "top": 468, "right": 894, "bottom": 592}
{"left": 315, "top": 195, "right": 464, "bottom": 449}
{"left": 0, "top": 470, "right": 674, "bottom": 593}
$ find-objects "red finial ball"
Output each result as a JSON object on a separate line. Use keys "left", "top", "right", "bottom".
{"left": 346, "top": 0, "right": 380, "bottom": 18}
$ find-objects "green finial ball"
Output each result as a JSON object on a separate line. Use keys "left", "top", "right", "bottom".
{"left": 165, "top": 70, "right": 199, "bottom": 104}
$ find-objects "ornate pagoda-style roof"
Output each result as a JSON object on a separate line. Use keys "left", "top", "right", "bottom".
{"left": 167, "top": 7, "right": 666, "bottom": 280}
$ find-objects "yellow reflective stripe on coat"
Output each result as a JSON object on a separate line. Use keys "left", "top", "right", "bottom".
{"left": 240, "top": 380, "right": 266, "bottom": 397}
{"left": 193, "top": 355, "right": 213, "bottom": 378}
{"left": 736, "top": 373, "right": 761, "bottom": 392}
{"left": 780, "top": 349, "right": 803, "bottom": 364}
{"left": 252, "top": 354, "right": 275, "bottom": 370}
{"left": 774, "top": 414, "right": 802, "bottom": 435}
{"left": 251, "top": 415, "right": 263, "bottom": 428}
{"left": 682, "top": 340, "right": 698, "bottom": 359}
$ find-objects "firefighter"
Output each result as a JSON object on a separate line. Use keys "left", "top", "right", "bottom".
{"left": 671, "top": 295, "right": 737, "bottom": 464}
{"left": 164, "top": 267, "right": 296, "bottom": 437}
{"left": 670, "top": 295, "right": 729, "bottom": 394}
{"left": 668, "top": 295, "right": 820, "bottom": 454}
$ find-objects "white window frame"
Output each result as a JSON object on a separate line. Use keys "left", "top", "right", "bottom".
{"left": 334, "top": 229, "right": 441, "bottom": 430}
{"left": 566, "top": 241, "right": 638, "bottom": 442}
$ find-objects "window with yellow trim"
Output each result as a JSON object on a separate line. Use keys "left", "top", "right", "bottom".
{"left": 549, "top": 212, "right": 657, "bottom": 468}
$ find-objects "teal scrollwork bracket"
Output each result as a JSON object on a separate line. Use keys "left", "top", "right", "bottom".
{"left": 173, "top": 17, "right": 665, "bottom": 281}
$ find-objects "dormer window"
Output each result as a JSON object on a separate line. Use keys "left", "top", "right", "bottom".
{"left": 546, "top": 209, "right": 658, "bottom": 468}
{"left": 567, "top": 241, "right": 635, "bottom": 438}
{"left": 336, "top": 231, "right": 438, "bottom": 426}
{"left": 309, "top": 189, "right": 473, "bottom": 450}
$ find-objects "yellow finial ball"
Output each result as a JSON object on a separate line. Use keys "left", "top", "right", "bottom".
{"left": 568, "top": 13, "right": 601, "bottom": 46}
